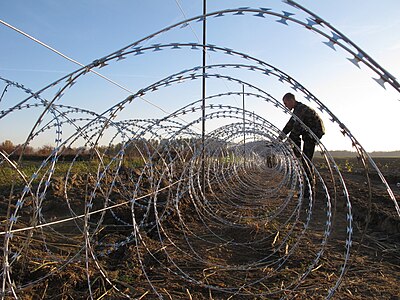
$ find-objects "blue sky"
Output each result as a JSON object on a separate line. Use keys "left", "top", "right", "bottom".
{"left": 1, "top": 0, "right": 399, "bottom": 151}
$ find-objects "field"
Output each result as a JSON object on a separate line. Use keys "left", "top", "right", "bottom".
{"left": 0, "top": 156, "right": 399, "bottom": 299}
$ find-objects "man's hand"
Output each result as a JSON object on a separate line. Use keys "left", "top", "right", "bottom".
{"left": 277, "top": 133, "right": 286, "bottom": 142}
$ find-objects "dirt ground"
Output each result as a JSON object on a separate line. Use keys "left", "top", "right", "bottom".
{"left": 0, "top": 157, "right": 399, "bottom": 299}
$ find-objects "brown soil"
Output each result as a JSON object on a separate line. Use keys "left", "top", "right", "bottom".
{"left": 1, "top": 158, "right": 399, "bottom": 299}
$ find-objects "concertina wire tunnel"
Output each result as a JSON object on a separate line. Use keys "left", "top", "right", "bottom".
{"left": 0, "top": 1, "right": 399, "bottom": 299}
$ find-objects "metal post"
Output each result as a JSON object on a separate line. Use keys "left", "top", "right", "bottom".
{"left": 201, "top": 0, "right": 207, "bottom": 195}
{"left": 253, "top": 111, "right": 256, "bottom": 142}
{"left": 242, "top": 85, "right": 246, "bottom": 166}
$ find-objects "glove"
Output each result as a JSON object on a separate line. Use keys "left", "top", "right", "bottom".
{"left": 277, "top": 133, "right": 286, "bottom": 141}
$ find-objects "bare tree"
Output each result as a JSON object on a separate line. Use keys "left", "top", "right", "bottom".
{"left": 0, "top": 140, "right": 15, "bottom": 154}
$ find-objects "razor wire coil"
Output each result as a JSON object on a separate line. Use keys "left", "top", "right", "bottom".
{"left": 0, "top": 1, "right": 399, "bottom": 299}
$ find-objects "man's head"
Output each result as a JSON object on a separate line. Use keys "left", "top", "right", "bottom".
{"left": 282, "top": 93, "right": 296, "bottom": 110}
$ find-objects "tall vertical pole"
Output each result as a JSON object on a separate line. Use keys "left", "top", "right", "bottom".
{"left": 242, "top": 85, "right": 246, "bottom": 166}
{"left": 253, "top": 111, "right": 256, "bottom": 142}
{"left": 201, "top": 0, "right": 207, "bottom": 195}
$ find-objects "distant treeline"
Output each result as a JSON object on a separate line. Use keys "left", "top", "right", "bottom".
{"left": 6, "top": 154, "right": 92, "bottom": 162}
{"left": 2, "top": 139, "right": 399, "bottom": 159}
{"left": 315, "top": 150, "right": 400, "bottom": 158}
{"left": 0, "top": 138, "right": 213, "bottom": 161}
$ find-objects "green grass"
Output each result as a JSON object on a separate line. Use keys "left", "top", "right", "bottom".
{"left": 0, "top": 156, "right": 146, "bottom": 189}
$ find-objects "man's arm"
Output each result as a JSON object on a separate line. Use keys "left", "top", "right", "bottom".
{"left": 282, "top": 117, "right": 294, "bottom": 135}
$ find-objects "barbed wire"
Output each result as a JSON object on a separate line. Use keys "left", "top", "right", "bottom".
{"left": 0, "top": 1, "right": 399, "bottom": 299}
